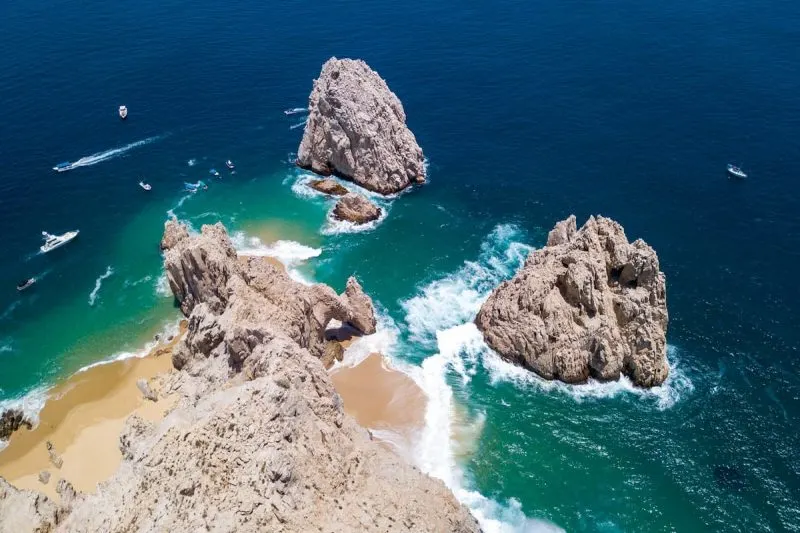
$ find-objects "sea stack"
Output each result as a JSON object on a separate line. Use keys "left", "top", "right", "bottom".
{"left": 297, "top": 58, "right": 426, "bottom": 195}
{"left": 43, "top": 220, "right": 480, "bottom": 532}
{"left": 475, "top": 215, "right": 669, "bottom": 387}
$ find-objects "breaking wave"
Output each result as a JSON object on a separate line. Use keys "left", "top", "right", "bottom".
{"left": 76, "top": 319, "right": 182, "bottom": 374}
{"left": 230, "top": 231, "right": 321, "bottom": 285}
{"left": 56, "top": 135, "right": 163, "bottom": 171}
{"left": 88, "top": 266, "right": 114, "bottom": 306}
{"left": 155, "top": 273, "right": 171, "bottom": 298}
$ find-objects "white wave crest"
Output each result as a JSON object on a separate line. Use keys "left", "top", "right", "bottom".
{"left": 321, "top": 204, "right": 389, "bottom": 235}
{"left": 59, "top": 135, "right": 162, "bottom": 171}
{"left": 230, "top": 231, "right": 321, "bottom": 285}
{"left": 155, "top": 273, "right": 171, "bottom": 298}
{"left": 284, "top": 107, "right": 308, "bottom": 116}
{"left": 166, "top": 193, "right": 192, "bottom": 219}
{"left": 76, "top": 319, "right": 183, "bottom": 374}
{"left": 401, "top": 224, "right": 532, "bottom": 347}
{"left": 88, "top": 266, "right": 114, "bottom": 306}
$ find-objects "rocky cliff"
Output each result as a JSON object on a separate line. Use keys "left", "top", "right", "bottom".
{"left": 475, "top": 215, "right": 669, "bottom": 387}
{"left": 297, "top": 58, "right": 426, "bottom": 196}
{"left": 9, "top": 221, "right": 479, "bottom": 532}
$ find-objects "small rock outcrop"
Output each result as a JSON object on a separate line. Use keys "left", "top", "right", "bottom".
{"left": 55, "top": 220, "right": 479, "bottom": 532}
{"left": 0, "top": 408, "right": 32, "bottom": 440}
{"left": 308, "top": 178, "right": 348, "bottom": 197}
{"left": 297, "top": 58, "right": 426, "bottom": 195}
{"left": 38, "top": 471, "right": 50, "bottom": 485}
{"left": 332, "top": 193, "right": 382, "bottom": 225}
{"left": 475, "top": 215, "right": 669, "bottom": 387}
{"left": 136, "top": 379, "right": 158, "bottom": 402}
{"left": 341, "top": 277, "right": 377, "bottom": 335}
{"left": 45, "top": 441, "right": 63, "bottom": 469}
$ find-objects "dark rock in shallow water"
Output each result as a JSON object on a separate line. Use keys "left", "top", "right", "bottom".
{"left": 332, "top": 193, "right": 382, "bottom": 225}
{"left": 308, "top": 179, "right": 348, "bottom": 196}
{"left": 0, "top": 408, "right": 33, "bottom": 440}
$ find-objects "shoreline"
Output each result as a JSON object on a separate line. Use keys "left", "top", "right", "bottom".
{"left": 0, "top": 323, "right": 186, "bottom": 500}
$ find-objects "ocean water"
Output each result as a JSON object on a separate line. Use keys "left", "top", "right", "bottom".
{"left": 1, "top": 0, "right": 799, "bottom": 530}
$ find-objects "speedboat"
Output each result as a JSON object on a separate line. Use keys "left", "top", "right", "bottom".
{"left": 139, "top": 181, "right": 152, "bottom": 191}
{"left": 53, "top": 162, "right": 73, "bottom": 172}
{"left": 40, "top": 230, "right": 79, "bottom": 253}
{"left": 225, "top": 160, "right": 235, "bottom": 170}
{"left": 727, "top": 164, "right": 747, "bottom": 179}
{"left": 16, "top": 278, "right": 35, "bottom": 291}
{"left": 209, "top": 168, "right": 220, "bottom": 178}
{"left": 119, "top": 105, "right": 128, "bottom": 120}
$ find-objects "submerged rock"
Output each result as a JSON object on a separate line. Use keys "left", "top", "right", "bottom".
{"left": 332, "top": 193, "right": 382, "bottom": 225}
{"left": 308, "top": 178, "right": 348, "bottom": 196}
{"left": 475, "top": 215, "right": 669, "bottom": 387}
{"left": 297, "top": 58, "right": 426, "bottom": 195}
{"left": 0, "top": 408, "right": 32, "bottom": 440}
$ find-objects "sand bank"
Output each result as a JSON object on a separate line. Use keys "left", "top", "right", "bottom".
{"left": 331, "top": 353, "right": 427, "bottom": 439}
{"left": 0, "top": 326, "right": 184, "bottom": 501}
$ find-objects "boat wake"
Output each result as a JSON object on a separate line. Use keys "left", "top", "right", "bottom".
{"left": 56, "top": 135, "right": 163, "bottom": 171}
{"left": 284, "top": 107, "right": 308, "bottom": 116}
{"left": 88, "top": 266, "right": 114, "bottom": 306}
{"left": 289, "top": 120, "right": 307, "bottom": 130}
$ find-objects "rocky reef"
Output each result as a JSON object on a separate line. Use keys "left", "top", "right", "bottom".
{"left": 307, "top": 178, "right": 348, "bottom": 197}
{"left": 0, "top": 409, "right": 32, "bottom": 441}
{"left": 332, "top": 193, "right": 383, "bottom": 225}
{"left": 297, "top": 58, "right": 426, "bottom": 196}
{"left": 2, "top": 221, "right": 478, "bottom": 532}
{"left": 476, "top": 215, "right": 669, "bottom": 387}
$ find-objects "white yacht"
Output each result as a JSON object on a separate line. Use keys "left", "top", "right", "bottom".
{"left": 40, "top": 230, "right": 79, "bottom": 253}
{"left": 139, "top": 181, "right": 152, "bottom": 191}
{"left": 119, "top": 105, "right": 128, "bottom": 120}
{"left": 727, "top": 164, "right": 747, "bottom": 179}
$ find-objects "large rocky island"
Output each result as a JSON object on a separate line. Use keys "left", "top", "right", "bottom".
{"left": 476, "top": 215, "right": 669, "bottom": 387}
{"left": 0, "top": 221, "right": 479, "bottom": 532}
{"left": 297, "top": 58, "right": 426, "bottom": 196}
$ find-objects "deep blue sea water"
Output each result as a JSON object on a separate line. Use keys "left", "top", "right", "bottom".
{"left": 1, "top": 0, "right": 799, "bottom": 530}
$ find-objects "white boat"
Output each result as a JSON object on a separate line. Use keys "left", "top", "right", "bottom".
{"left": 727, "top": 164, "right": 747, "bottom": 179}
{"left": 53, "top": 162, "right": 73, "bottom": 172}
{"left": 119, "top": 105, "right": 128, "bottom": 120}
{"left": 139, "top": 181, "right": 152, "bottom": 191}
{"left": 17, "top": 278, "right": 35, "bottom": 291}
{"left": 225, "top": 160, "right": 235, "bottom": 170}
{"left": 40, "top": 230, "right": 79, "bottom": 253}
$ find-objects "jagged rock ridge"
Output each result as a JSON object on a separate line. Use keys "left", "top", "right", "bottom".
{"left": 476, "top": 215, "right": 669, "bottom": 387}
{"left": 297, "top": 58, "right": 426, "bottom": 196}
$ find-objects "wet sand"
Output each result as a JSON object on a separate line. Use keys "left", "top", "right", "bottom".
{"left": 331, "top": 353, "right": 427, "bottom": 435}
{"left": 0, "top": 328, "right": 184, "bottom": 500}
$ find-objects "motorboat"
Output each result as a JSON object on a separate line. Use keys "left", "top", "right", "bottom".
{"left": 209, "top": 168, "right": 220, "bottom": 178}
{"left": 727, "top": 164, "right": 747, "bottom": 179}
{"left": 139, "top": 181, "right": 152, "bottom": 191}
{"left": 119, "top": 105, "right": 128, "bottom": 120}
{"left": 184, "top": 181, "right": 208, "bottom": 192}
{"left": 225, "top": 160, "right": 235, "bottom": 170}
{"left": 40, "top": 230, "right": 79, "bottom": 253}
{"left": 16, "top": 278, "right": 35, "bottom": 291}
{"left": 53, "top": 162, "right": 73, "bottom": 172}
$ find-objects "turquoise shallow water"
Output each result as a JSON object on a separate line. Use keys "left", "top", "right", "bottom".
{"left": 2, "top": 0, "right": 800, "bottom": 530}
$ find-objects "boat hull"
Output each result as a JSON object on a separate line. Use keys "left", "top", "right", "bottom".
{"left": 40, "top": 231, "right": 79, "bottom": 253}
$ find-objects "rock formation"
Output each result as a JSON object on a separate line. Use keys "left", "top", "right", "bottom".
{"left": 308, "top": 178, "right": 348, "bottom": 196}
{"left": 0, "top": 408, "right": 32, "bottom": 440}
{"left": 475, "top": 215, "right": 669, "bottom": 387}
{"left": 46, "top": 221, "right": 479, "bottom": 532}
{"left": 0, "top": 478, "right": 66, "bottom": 533}
{"left": 332, "top": 193, "right": 382, "bottom": 225}
{"left": 297, "top": 58, "right": 426, "bottom": 195}
{"left": 136, "top": 379, "right": 158, "bottom": 402}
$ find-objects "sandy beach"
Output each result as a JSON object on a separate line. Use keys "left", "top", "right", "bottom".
{"left": 0, "top": 326, "right": 184, "bottom": 501}
{"left": 331, "top": 353, "right": 427, "bottom": 439}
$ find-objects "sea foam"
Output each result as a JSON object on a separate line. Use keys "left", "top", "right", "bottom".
{"left": 88, "top": 266, "right": 114, "bottom": 306}
{"left": 230, "top": 231, "right": 321, "bottom": 285}
{"left": 59, "top": 135, "right": 163, "bottom": 171}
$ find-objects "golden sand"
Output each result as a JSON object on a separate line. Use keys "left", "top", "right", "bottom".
{"left": 331, "top": 353, "right": 427, "bottom": 433}
{"left": 0, "top": 327, "right": 184, "bottom": 500}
